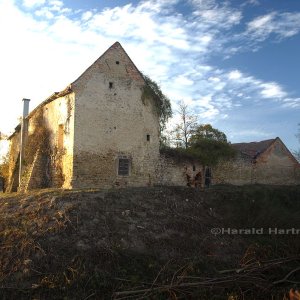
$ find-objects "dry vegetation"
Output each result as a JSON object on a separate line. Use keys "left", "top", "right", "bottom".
{"left": 0, "top": 152, "right": 9, "bottom": 190}
{"left": 24, "top": 110, "right": 51, "bottom": 167}
{"left": 0, "top": 185, "right": 299, "bottom": 299}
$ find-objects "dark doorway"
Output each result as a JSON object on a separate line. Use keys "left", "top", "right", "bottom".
{"left": 205, "top": 167, "right": 211, "bottom": 188}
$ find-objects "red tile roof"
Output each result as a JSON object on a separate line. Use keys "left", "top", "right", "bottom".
{"left": 232, "top": 139, "right": 275, "bottom": 159}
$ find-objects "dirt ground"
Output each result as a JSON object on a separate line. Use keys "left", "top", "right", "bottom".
{"left": 0, "top": 185, "right": 299, "bottom": 299}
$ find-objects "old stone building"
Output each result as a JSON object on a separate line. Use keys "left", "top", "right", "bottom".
{"left": 6, "top": 42, "right": 200, "bottom": 192}
{"left": 6, "top": 42, "right": 299, "bottom": 192}
{"left": 213, "top": 138, "right": 300, "bottom": 185}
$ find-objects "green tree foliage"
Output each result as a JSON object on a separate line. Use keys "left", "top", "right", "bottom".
{"left": 190, "top": 124, "right": 227, "bottom": 143}
{"left": 187, "top": 124, "right": 235, "bottom": 165}
{"left": 187, "top": 139, "right": 236, "bottom": 166}
{"left": 141, "top": 74, "right": 172, "bottom": 136}
{"left": 163, "top": 122, "right": 236, "bottom": 166}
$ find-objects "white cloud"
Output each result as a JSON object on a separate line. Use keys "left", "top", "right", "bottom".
{"left": 81, "top": 11, "right": 93, "bottom": 21}
{"left": 229, "top": 129, "right": 272, "bottom": 139}
{"left": 0, "top": 0, "right": 299, "bottom": 145}
{"left": 0, "top": 140, "right": 9, "bottom": 159}
{"left": 22, "top": 0, "right": 45, "bottom": 8}
{"left": 174, "top": 75, "right": 194, "bottom": 86}
{"left": 87, "top": 3, "right": 190, "bottom": 50}
{"left": 214, "top": 82, "right": 226, "bottom": 91}
{"left": 246, "top": 12, "right": 300, "bottom": 41}
{"left": 228, "top": 70, "right": 242, "bottom": 80}
{"left": 242, "top": 0, "right": 260, "bottom": 6}
{"left": 196, "top": 95, "right": 220, "bottom": 119}
{"left": 248, "top": 13, "right": 274, "bottom": 30}
{"left": 199, "top": 35, "right": 212, "bottom": 44}
{"left": 260, "top": 82, "right": 287, "bottom": 99}
{"left": 35, "top": 7, "right": 54, "bottom": 19}
{"left": 282, "top": 98, "right": 300, "bottom": 108}
{"left": 48, "top": 0, "right": 63, "bottom": 11}
{"left": 208, "top": 77, "right": 220, "bottom": 83}
{"left": 191, "top": 0, "right": 242, "bottom": 29}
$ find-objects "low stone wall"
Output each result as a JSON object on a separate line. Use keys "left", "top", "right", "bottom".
{"left": 155, "top": 155, "right": 203, "bottom": 187}
{"left": 213, "top": 157, "right": 300, "bottom": 186}
{"left": 213, "top": 158, "right": 254, "bottom": 185}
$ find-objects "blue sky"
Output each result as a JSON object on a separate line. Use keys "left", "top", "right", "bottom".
{"left": 0, "top": 0, "right": 299, "bottom": 153}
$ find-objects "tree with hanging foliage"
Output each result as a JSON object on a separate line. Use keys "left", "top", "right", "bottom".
{"left": 141, "top": 74, "right": 172, "bottom": 145}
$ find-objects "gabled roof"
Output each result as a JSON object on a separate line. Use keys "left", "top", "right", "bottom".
{"left": 232, "top": 139, "right": 275, "bottom": 159}
{"left": 72, "top": 41, "right": 145, "bottom": 86}
{"left": 232, "top": 137, "right": 299, "bottom": 165}
{"left": 8, "top": 41, "right": 142, "bottom": 140}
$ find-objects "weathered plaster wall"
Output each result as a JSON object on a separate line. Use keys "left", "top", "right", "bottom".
{"left": 43, "top": 93, "right": 75, "bottom": 189}
{"left": 12, "top": 93, "right": 75, "bottom": 191}
{"left": 71, "top": 43, "right": 160, "bottom": 189}
{"left": 213, "top": 139, "right": 300, "bottom": 185}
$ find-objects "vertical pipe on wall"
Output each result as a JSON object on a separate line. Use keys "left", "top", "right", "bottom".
{"left": 18, "top": 98, "right": 30, "bottom": 188}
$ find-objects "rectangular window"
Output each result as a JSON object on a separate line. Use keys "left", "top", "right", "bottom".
{"left": 118, "top": 158, "right": 130, "bottom": 176}
{"left": 147, "top": 134, "right": 150, "bottom": 141}
{"left": 109, "top": 82, "right": 113, "bottom": 89}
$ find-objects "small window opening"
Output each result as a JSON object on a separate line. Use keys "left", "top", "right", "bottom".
{"left": 116, "top": 61, "right": 120, "bottom": 65}
{"left": 109, "top": 82, "right": 113, "bottom": 89}
{"left": 118, "top": 158, "right": 130, "bottom": 176}
{"left": 147, "top": 134, "right": 150, "bottom": 141}
{"left": 193, "top": 165, "right": 196, "bottom": 171}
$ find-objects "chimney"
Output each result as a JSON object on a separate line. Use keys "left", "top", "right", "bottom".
{"left": 22, "top": 98, "right": 30, "bottom": 117}
{"left": 19, "top": 98, "right": 30, "bottom": 189}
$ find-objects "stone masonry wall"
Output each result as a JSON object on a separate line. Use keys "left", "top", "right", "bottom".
{"left": 213, "top": 157, "right": 254, "bottom": 185}
{"left": 156, "top": 155, "right": 203, "bottom": 187}
{"left": 213, "top": 139, "right": 300, "bottom": 185}
{"left": 71, "top": 42, "right": 160, "bottom": 189}
{"left": 254, "top": 140, "right": 300, "bottom": 185}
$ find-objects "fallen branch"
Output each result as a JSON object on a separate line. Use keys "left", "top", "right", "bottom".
{"left": 114, "top": 257, "right": 300, "bottom": 299}
{"left": 273, "top": 266, "right": 300, "bottom": 285}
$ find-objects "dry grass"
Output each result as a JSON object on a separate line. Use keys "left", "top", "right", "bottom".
{"left": 0, "top": 185, "right": 299, "bottom": 299}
